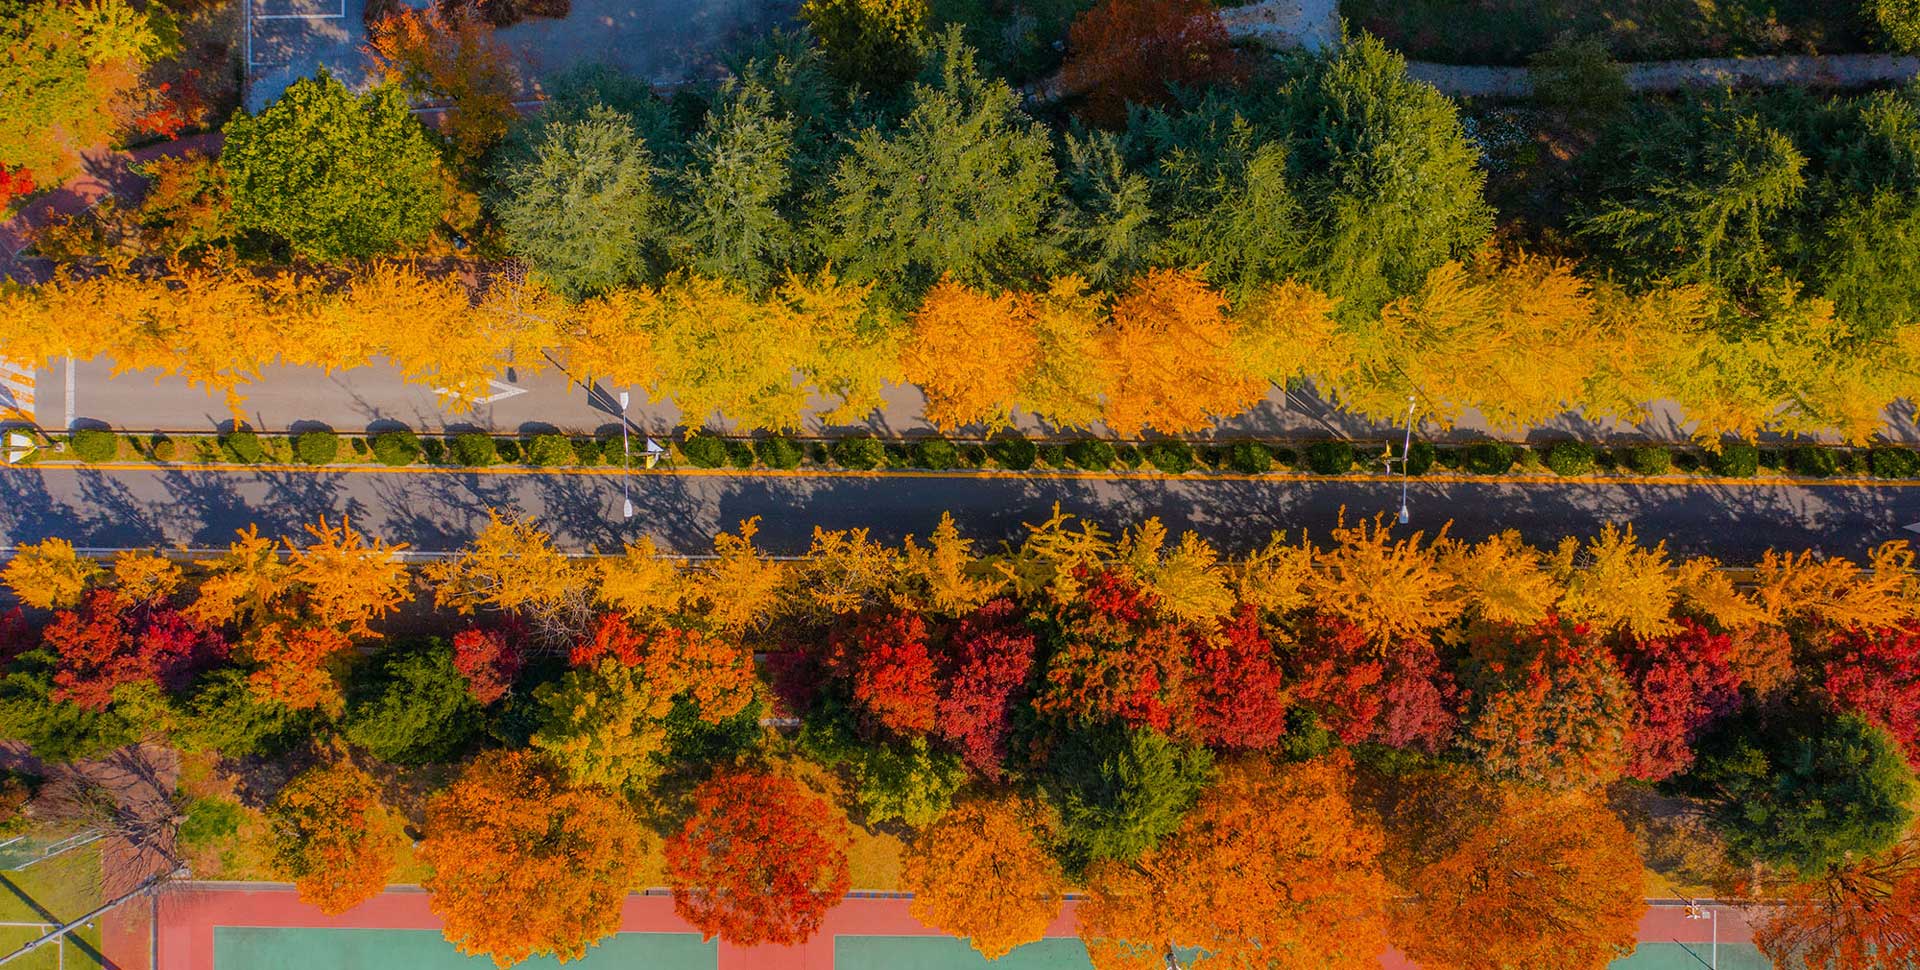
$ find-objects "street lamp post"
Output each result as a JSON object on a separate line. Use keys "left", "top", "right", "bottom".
{"left": 1395, "top": 395, "right": 1415, "bottom": 525}
{"left": 618, "top": 392, "right": 633, "bottom": 520}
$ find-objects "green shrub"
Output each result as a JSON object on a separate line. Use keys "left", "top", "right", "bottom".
{"left": 1543, "top": 440, "right": 1596, "bottom": 477}
{"left": 680, "top": 433, "right": 727, "bottom": 468}
{"left": 1197, "top": 446, "right": 1225, "bottom": 470}
{"left": 1620, "top": 444, "right": 1673, "bottom": 475}
{"left": 1142, "top": 441, "right": 1195, "bottom": 474}
{"left": 569, "top": 437, "right": 600, "bottom": 465}
{"left": 1304, "top": 440, "right": 1354, "bottom": 475}
{"left": 990, "top": 434, "right": 1036, "bottom": 472}
{"left": 1462, "top": 441, "right": 1517, "bottom": 475}
{"left": 1066, "top": 439, "right": 1118, "bottom": 471}
{"left": 960, "top": 443, "right": 988, "bottom": 467}
{"left": 1226, "top": 441, "right": 1271, "bottom": 474}
{"left": 69, "top": 428, "right": 117, "bottom": 463}
{"left": 1116, "top": 444, "right": 1143, "bottom": 468}
{"left": 912, "top": 437, "right": 960, "bottom": 470}
{"left": 371, "top": 429, "right": 420, "bottom": 466}
{"left": 1710, "top": 443, "right": 1760, "bottom": 478}
{"left": 885, "top": 442, "right": 911, "bottom": 467}
{"left": 527, "top": 434, "right": 576, "bottom": 467}
{"left": 1038, "top": 444, "right": 1068, "bottom": 467}
{"left": 149, "top": 435, "right": 176, "bottom": 462}
{"left": 495, "top": 439, "right": 522, "bottom": 463}
{"left": 220, "top": 429, "right": 266, "bottom": 464}
{"left": 178, "top": 797, "right": 244, "bottom": 853}
{"left": 421, "top": 438, "right": 447, "bottom": 464}
{"left": 1871, "top": 446, "right": 1920, "bottom": 478}
{"left": 349, "top": 437, "right": 369, "bottom": 456}
{"left": 832, "top": 435, "right": 886, "bottom": 470}
{"left": 1790, "top": 445, "right": 1838, "bottom": 478}
{"left": 1405, "top": 440, "right": 1436, "bottom": 476}
{"left": 756, "top": 435, "right": 803, "bottom": 469}
{"left": 1271, "top": 447, "right": 1297, "bottom": 468}
{"left": 721, "top": 440, "right": 752, "bottom": 469}
{"left": 452, "top": 432, "right": 497, "bottom": 466}
{"left": 1674, "top": 452, "right": 1701, "bottom": 472}
{"left": 294, "top": 430, "right": 339, "bottom": 465}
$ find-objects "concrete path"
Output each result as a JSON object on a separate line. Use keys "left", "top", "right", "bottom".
{"left": 5, "top": 462, "right": 1917, "bottom": 559}
{"left": 0, "top": 133, "right": 221, "bottom": 284}
{"left": 1408, "top": 52, "right": 1920, "bottom": 99}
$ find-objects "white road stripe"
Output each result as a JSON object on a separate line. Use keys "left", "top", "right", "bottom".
{"left": 0, "top": 358, "right": 32, "bottom": 423}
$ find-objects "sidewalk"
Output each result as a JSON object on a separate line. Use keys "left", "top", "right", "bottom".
{"left": 0, "top": 133, "right": 222, "bottom": 284}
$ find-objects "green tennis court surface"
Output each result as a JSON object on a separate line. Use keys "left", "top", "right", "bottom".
{"left": 835, "top": 936, "right": 1770, "bottom": 970}
{"left": 214, "top": 927, "right": 716, "bottom": 970}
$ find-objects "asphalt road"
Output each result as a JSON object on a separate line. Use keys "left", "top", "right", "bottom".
{"left": 3, "top": 465, "right": 1916, "bottom": 559}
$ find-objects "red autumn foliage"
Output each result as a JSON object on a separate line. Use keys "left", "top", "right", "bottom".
{"left": 569, "top": 612, "right": 646, "bottom": 667}
{"left": 1036, "top": 570, "right": 1193, "bottom": 734}
{"left": 1189, "top": 607, "right": 1289, "bottom": 749}
{"left": 452, "top": 626, "right": 523, "bottom": 705}
{"left": 664, "top": 770, "right": 852, "bottom": 947}
{"left": 1615, "top": 619, "right": 1744, "bottom": 781}
{"left": 1289, "top": 615, "right": 1458, "bottom": 753}
{"left": 1460, "top": 617, "right": 1635, "bottom": 789}
{"left": 44, "top": 589, "right": 228, "bottom": 710}
{"left": 934, "top": 599, "right": 1037, "bottom": 778}
{"left": 0, "top": 608, "right": 32, "bottom": 666}
{"left": 1061, "top": 0, "right": 1243, "bottom": 127}
{"left": 1825, "top": 623, "right": 1920, "bottom": 768}
{"left": 839, "top": 611, "right": 941, "bottom": 737}
{"left": 0, "top": 165, "right": 33, "bottom": 209}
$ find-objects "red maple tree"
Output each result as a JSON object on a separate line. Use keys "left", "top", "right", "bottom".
{"left": 664, "top": 770, "right": 852, "bottom": 946}
{"left": 934, "top": 599, "right": 1037, "bottom": 778}
{"left": 1459, "top": 617, "right": 1634, "bottom": 789}
{"left": 1035, "top": 570, "right": 1193, "bottom": 735}
{"left": 839, "top": 611, "right": 941, "bottom": 737}
{"left": 1060, "top": 0, "right": 1243, "bottom": 126}
{"left": 1289, "top": 615, "right": 1458, "bottom": 752}
{"left": 1824, "top": 623, "right": 1920, "bottom": 768}
{"left": 0, "top": 165, "right": 34, "bottom": 210}
{"left": 1189, "top": 607, "right": 1289, "bottom": 749}
{"left": 569, "top": 612, "right": 647, "bottom": 667}
{"left": 1616, "top": 619, "right": 1744, "bottom": 781}
{"left": 44, "top": 589, "right": 227, "bottom": 710}
{"left": 452, "top": 626, "right": 523, "bottom": 705}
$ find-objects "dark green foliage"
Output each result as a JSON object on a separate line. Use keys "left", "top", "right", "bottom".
{"left": 1870, "top": 0, "right": 1920, "bottom": 52}
{"left": 803, "top": 0, "right": 930, "bottom": 89}
{"left": 1038, "top": 444, "right": 1068, "bottom": 467}
{"left": 1682, "top": 706, "right": 1915, "bottom": 877}
{"left": 452, "top": 432, "right": 497, "bottom": 467}
{"left": 1405, "top": 440, "right": 1436, "bottom": 475}
{"left": 755, "top": 435, "right": 804, "bottom": 469}
{"left": 1871, "top": 445, "right": 1920, "bottom": 477}
{"left": 495, "top": 439, "right": 522, "bottom": 463}
{"left": 1710, "top": 442, "right": 1760, "bottom": 477}
{"left": 831, "top": 435, "right": 886, "bottom": 470}
{"left": 173, "top": 668, "right": 312, "bottom": 757}
{"left": 1044, "top": 724, "right": 1214, "bottom": 874}
{"left": 1543, "top": 440, "right": 1597, "bottom": 476}
{"left": 421, "top": 438, "right": 447, "bottom": 464}
{"left": 725, "top": 439, "right": 756, "bottom": 469}
{"left": 912, "top": 437, "right": 960, "bottom": 469}
{"left": 1789, "top": 444, "right": 1838, "bottom": 477}
{"left": 1529, "top": 35, "right": 1628, "bottom": 127}
{"left": 823, "top": 27, "right": 1058, "bottom": 298}
{"left": 569, "top": 437, "right": 600, "bottom": 466}
{"left": 1142, "top": 441, "right": 1194, "bottom": 474}
{"left": 988, "top": 432, "right": 1036, "bottom": 470}
{"left": 662, "top": 695, "right": 766, "bottom": 765}
{"left": 371, "top": 429, "right": 420, "bottom": 466}
{"left": 178, "top": 797, "right": 243, "bottom": 852}
{"left": 1304, "top": 440, "right": 1354, "bottom": 475}
{"left": 220, "top": 429, "right": 266, "bottom": 464}
{"left": 294, "top": 430, "right": 339, "bottom": 465}
{"left": 526, "top": 434, "right": 577, "bottom": 467}
{"left": 1620, "top": 444, "right": 1674, "bottom": 475}
{"left": 342, "top": 642, "right": 482, "bottom": 765}
{"left": 1066, "top": 438, "right": 1118, "bottom": 471}
{"left": 495, "top": 107, "right": 664, "bottom": 298}
{"left": 0, "top": 650, "right": 134, "bottom": 763}
{"left": 69, "top": 428, "right": 116, "bottom": 463}
{"left": 221, "top": 72, "right": 444, "bottom": 260}
{"left": 1140, "top": 101, "right": 1304, "bottom": 301}
{"left": 1225, "top": 441, "right": 1272, "bottom": 474}
{"left": 680, "top": 432, "right": 728, "bottom": 468}
{"left": 1462, "top": 441, "right": 1517, "bottom": 475}
{"left": 675, "top": 81, "right": 802, "bottom": 292}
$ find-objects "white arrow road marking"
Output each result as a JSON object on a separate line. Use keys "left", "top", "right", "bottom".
{"left": 434, "top": 379, "right": 529, "bottom": 405}
{"left": 1904, "top": 522, "right": 1920, "bottom": 536}
{"left": 642, "top": 437, "right": 665, "bottom": 469}
{"left": 5, "top": 432, "right": 34, "bottom": 464}
{"left": 0, "top": 359, "right": 32, "bottom": 424}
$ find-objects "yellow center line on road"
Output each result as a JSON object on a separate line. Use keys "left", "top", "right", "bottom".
{"left": 14, "top": 461, "right": 1920, "bottom": 488}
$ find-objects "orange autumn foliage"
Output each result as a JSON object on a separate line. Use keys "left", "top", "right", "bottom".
{"left": 1099, "top": 268, "right": 1265, "bottom": 435}
{"left": 268, "top": 759, "right": 404, "bottom": 915}
{"left": 367, "top": 6, "right": 519, "bottom": 161}
{"left": 903, "top": 793, "right": 1066, "bottom": 960}
{"left": 247, "top": 624, "right": 354, "bottom": 713}
{"left": 903, "top": 278, "right": 1037, "bottom": 431}
{"left": 1078, "top": 754, "right": 1391, "bottom": 970}
{"left": 1393, "top": 792, "right": 1646, "bottom": 970}
{"left": 1756, "top": 838, "right": 1920, "bottom": 970}
{"left": 421, "top": 751, "right": 645, "bottom": 967}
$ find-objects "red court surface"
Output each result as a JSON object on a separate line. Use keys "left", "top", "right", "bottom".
{"left": 99, "top": 882, "right": 1757, "bottom": 970}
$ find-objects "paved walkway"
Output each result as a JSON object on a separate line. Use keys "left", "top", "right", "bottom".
{"left": 1408, "top": 52, "right": 1920, "bottom": 99}
{"left": 102, "top": 883, "right": 1755, "bottom": 970}
{"left": 0, "top": 133, "right": 221, "bottom": 283}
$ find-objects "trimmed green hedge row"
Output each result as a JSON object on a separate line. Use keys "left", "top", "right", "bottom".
{"left": 38, "top": 428, "right": 1920, "bottom": 479}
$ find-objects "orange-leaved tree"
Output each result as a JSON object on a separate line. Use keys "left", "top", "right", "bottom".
{"left": 1392, "top": 791, "right": 1646, "bottom": 970}
{"left": 1756, "top": 837, "right": 1920, "bottom": 970}
{"left": 1078, "top": 754, "right": 1391, "bottom": 970}
{"left": 903, "top": 793, "right": 1066, "bottom": 959}
{"left": 664, "top": 769, "right": 851, "bottom": 946}
{"left": 367, "top": 5, "right": 519, "bottom": 163}
{"left": 903, "top": 277, "right": 1037, "bottom": 431}
{"left": 421, "top": 751, "right": 645, "bottom": 967}
{"left": 1099, "top": 268, "right": 1265, "bottom": 435}
{"left": 267, "top": 759, "right": 405, "bottom": 915}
